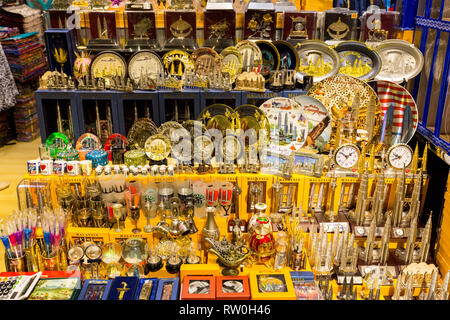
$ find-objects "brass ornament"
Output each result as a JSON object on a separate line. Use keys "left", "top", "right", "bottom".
{"left": 220, "top": 46, "right": 243, "bottom": 83}
{"left": 327, "top": 17, "right": 350, "bottom": 40}
{"left": 162, "top": 50, "right": 194, "bottom": 76}
{"left": 191, "top": 47, "right": 223, "bottom": 76}
{"left": 170, "top": 15, "right": 193, "bottom": 39}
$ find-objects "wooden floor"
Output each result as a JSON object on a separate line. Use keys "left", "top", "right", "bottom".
{"left": 0, "top": 138, "right": 40, "bottom": 272}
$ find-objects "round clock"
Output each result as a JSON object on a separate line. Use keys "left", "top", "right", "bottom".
{"left": 90, "top": 51, "right": 127, "bottom": 79}
{"left": 128, "top": 50, "right": 164, "bottom": 83}
{"left": 193, "top": 135, "right": 214, "bottom": 163}
{"left": 144, "top": 134, "right": 172, "bottom": 161}
{"left": 333, "top": 143, "right": 360, "bottom": 169}
{"left": 386, "top": 143, "right": 413, "bottom": 170}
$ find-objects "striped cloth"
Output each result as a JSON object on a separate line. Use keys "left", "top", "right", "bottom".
{"left": 375, "top": 81, "right": 418, "bottom": 137}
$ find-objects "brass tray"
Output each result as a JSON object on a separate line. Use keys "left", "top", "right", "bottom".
{"left": 198, "top": 103, "right": 240, "bottom": 135}
{"left": 220, "top": 46, "right": 243, "bottom": 83}
{"left": 334, "top": 41, "right": 382, "bottom": 81}
{"left": 295, "top": 40, "right": 340, "bottom": 83}
{"left": 144, "top": 134, "right": 172, "bottom": 161}
{"left": 234, "top": 104, "right": 270, "bottom": 147}
{"left": 127, "top": 118, "right": 159, "bottom": 150}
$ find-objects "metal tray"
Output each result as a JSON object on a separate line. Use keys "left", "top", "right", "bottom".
{"left": 374, "top": 39, "right": 424, "bottom": 83}
{"left": 334, "top": 41, "right": 382, "bottom": 81}
{"left": 295, "top": 40, "right": 340, "bottom": 83}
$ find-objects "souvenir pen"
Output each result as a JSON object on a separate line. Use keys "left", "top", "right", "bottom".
{"left": 42, "top": 221, "right": 51, "bottom": 257}
{"left": 0, "top": 228, "right": 13, "bottom": 259}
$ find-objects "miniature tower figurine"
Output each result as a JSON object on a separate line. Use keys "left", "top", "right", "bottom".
{"left": 371, "top": 168, "right": 386, "bottom": 226}
{"left": 354, "top": 166, "right": 369, "bottom": 225}
{"left": 392, "top": 167, "right": 406, "bottom": 227}
{"left": 404, "top": 215, "right": 418, "bottom": 264}
{"left": 379, "top": 213, "right": 391, "bottom": 265}
{"left": 411, "top": 143, "right": 419, "bottom": 174}
{"left": 417, "top": 212, "right": 432, "bottom": 263}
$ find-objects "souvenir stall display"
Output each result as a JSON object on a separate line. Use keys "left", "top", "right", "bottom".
{"left": 1, "top": 0, "right": 450, "bottom": 302}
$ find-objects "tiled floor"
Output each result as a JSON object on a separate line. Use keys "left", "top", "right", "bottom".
{"left": 0, "top": 138, "right": 40, "bottom": 271}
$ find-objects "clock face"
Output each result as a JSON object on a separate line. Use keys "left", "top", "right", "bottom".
{"left": 387, "top": 144, "right": 413, "bottom": 169}
{"left": 334, "top": 144, "right": 360, "bottom": 169}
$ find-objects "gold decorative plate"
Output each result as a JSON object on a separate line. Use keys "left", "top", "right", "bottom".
{"left": 90, "top": 51, "right": 127, "bottom": 79}
{"left": 295, "top": 40, "right": 340, "bottom": 83}
{"left": 234, "top": 104, "right": 270, "bottom": 147}
{"left": 218, "top": 133, "right": 245, "bottom": 162}
{"left": 162, "top": 50, "right": 194, "bottom": 76}
{"left": 158, "top": 121, "right": 189, "bottom": 144}
{"left": 236, "top": 40, "right": 263, "bottom": 72}
{"left": 191, "top": 47, "right": 223, "bottom": 76}
{"left": 144, "top": 134, "right": 172, "bottom": 161}
{"left": 307, "top": 74, "right": 381, "bottom": 145}
{"left": 220, "top": 46, "right": 243, "bottom": 83}
{"left": 128, "top": 50, "right": 164, "bottom": 83}
{"left": 127, "top": 118, "right": 159, "bottom": 150}
{"left": 198, "top": 103, "right": 240, "bottom": 135}
{"left": 273, "top": 40, "right": 299, "bottom": 70}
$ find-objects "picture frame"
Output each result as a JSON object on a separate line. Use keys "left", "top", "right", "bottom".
{"left": 181, "top": 275, "right": 216, "bottom": 300}
{"left": 107, "top": 276, "right": 139, "bottom": 300}
{"left": 292, "top": 151, "right": 323, "bottom": 177}
{"left": 249, "top": 270, "right": 296, "bottom": 300}
{"left": 155, "top": 277, "right": 180, "bottom": 300}
{"left": 216, "top": 276, "right": 250, "bottom": 300}
{"left": 135, "top": 278, "right": 158, "bottom": 300}
{"left": 44, "top": 29, "right": 77, "bottom": 76}
{"left": 78, "top": 279, "right": 112, "bottom": 300}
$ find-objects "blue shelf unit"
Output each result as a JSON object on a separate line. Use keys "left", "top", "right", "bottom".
{"left": 119, "top": 91, "right": 160, "bottom": 135}
{"left": 157, "top": 89, "right": 201, "bottom": 124}
{"left": 201, "top": 90, "right": 243, "bottom": 109}
{"left": 35, "top": 90, "right": 80, "bottom": 143}
{"left": 76, "top": 91, "right": 121, "bottom": 140}
{"left": 35, "top": 88, "right": 311, "bottom": 143}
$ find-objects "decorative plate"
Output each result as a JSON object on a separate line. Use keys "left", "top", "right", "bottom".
{"left": 193, "top": 135, "right": 215, "bottom": 163}
{"left": 104, "top": 133, "right": 127, "bottom": 160}
{"left": 367, "top": 80, "right": 418, "bottom": 146}
{"left": 46, "top": 132, "right": 69, "bottom": 157}
{"left": 198, "top": 104, "right": 240, "bottom": 135}
{"left": 127, "top": 118, "right": 159, "bottom": 150}
{"left": 128, "top": 50, "right": 164, "bottom": 83}
{"left": 273, "top": 40, "right": 299, "bottom": 70}
{"left": 182, "top": 120, "right": 207, "bottom": 137}
{"left": 162, "top": 49, "right": 194, "bottom": 77}
{"left": 218, "top": 133, "right": 245, "bottom": 162}
{"left": 90, "top": 51, "right": 127, "bottom": 79}
{"left": 234, "top": 104, "right": 270, "bottom": 147}
{"left": 374, "top": 39, "right": 424, "bottom": 83}
{"left": 191, "top": 47, "right": 223, "bottom": 76}
{"left": 220, "top": 46, "right": 243, "bottom": 83}
{"left": 292, "top": 95, "right": 332, "bottom": 152}
{"left": 255, "top": 40, "right": 280, "bottom": 81}
{"left": 76, "top": 133, "right": 101, "bottom": 151}
{"left": 259, "top": 97, "right": 309, "bottom": 153}
{"left": 158, "top": 121, "right": 189, "bottom": 144}
{"left": 334, "top": 41, "right": 382, "bottom": 81}
{"left": 144, "top": 134, "right": 172, "bottom": 161}
{"left": 295, "top": 40, "right": 340, "bottom": 82}
{"left": 307, "top": 74, "right": 381, "bottom": 144}
{"left": 235, "top": 40, "right": 263, "bottom": 72}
